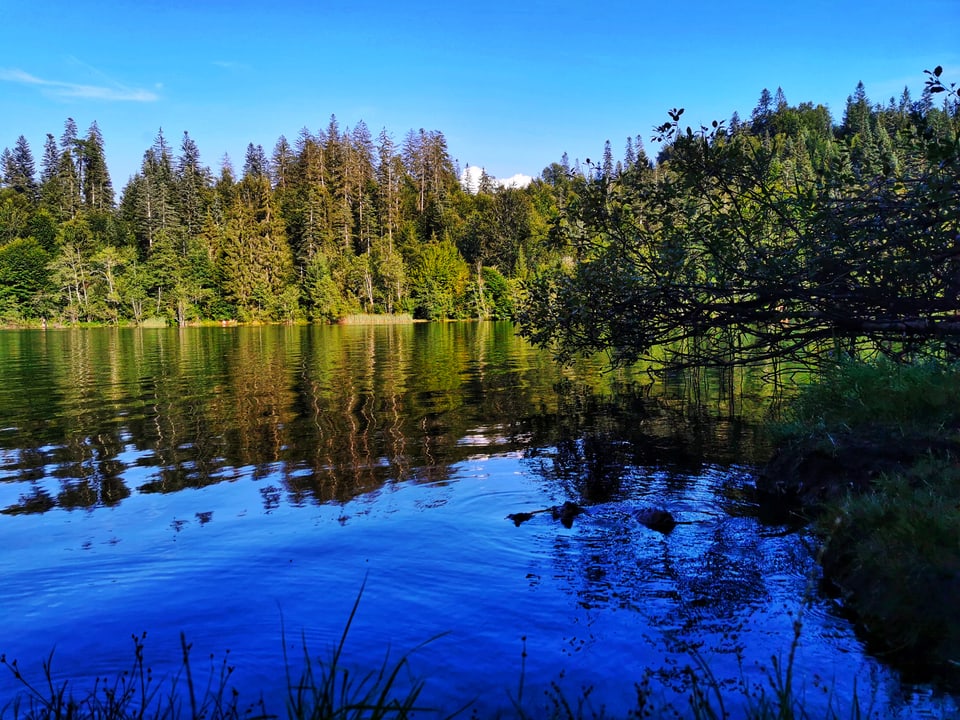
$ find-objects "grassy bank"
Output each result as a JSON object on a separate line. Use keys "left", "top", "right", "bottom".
{"left": 761, "top": 359, "right": 960, "bottom": 671}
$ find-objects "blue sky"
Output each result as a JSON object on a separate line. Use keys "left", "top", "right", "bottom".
{"left": 2, "top": 0, "right": 957, "bottom": 190}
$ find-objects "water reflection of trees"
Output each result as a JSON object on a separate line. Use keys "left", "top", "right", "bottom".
{"left": 524, "top": 370, "right": 772, "bottom": 507}
{"left": 0, "top": 324, "right": 783, "bottom": 523}
{"left": 0, "top": 324, "right": 576, "bottom": 515}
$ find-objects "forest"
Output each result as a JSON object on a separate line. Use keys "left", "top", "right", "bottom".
{"left": 1, "top": 69, "right": 958, "bottom": 370}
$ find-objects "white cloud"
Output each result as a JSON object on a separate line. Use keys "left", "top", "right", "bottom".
{"left": 0, "top": 68, "right": 159, "bottom": 102}
{"left": 461, "top": 165, "right": 484, "bottom": 192}
{"left": 460, "top": 166, "right": 533, "bottom": 193}
{"left": 496, "top": 173, "right": 533, "bottom": 189}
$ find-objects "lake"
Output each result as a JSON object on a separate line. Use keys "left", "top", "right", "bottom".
{"left": 0, "top": 323, "right": 954, "bottom": 717}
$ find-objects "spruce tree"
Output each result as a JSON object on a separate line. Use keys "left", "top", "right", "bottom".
{"left": 58, "top": 118, "right": 82, "bottom": 217}
{"left": 175, "top": 131, "right": 211, "bottom": 246}
{"left": 601, "top": 140, "right": 614, "bottom": 179}
{"left": 81, "top": 122, "right": 113, "bottom": 211}
{"left": 751, "top": 88, "right": 774, "bottom": 134}
{"left": 6, "top": 136, "right": 38, "bottom": 199}
{"left": 242, "top": 143, "right": 268, "bottom": 179}
{"left": 271, "top": 135, "right": 294, "bottom": 190}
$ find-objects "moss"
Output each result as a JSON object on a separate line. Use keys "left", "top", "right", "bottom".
{"left": 818, "top": 458, "right": 960, "bottom": 667}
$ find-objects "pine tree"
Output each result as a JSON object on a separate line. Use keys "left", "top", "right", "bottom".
{"left": 375, "top": 128, "right": 403, "bottom": 248}
{"left": 403, "top": 128, "right": 456, "bottom": 240}
{"left": 290, "top": 128, "right": 331, "bottom": 263}
{"left": 38, "top": 134, "right": 67, "bottom": 219}
{"left": 842, "top": 81, "right": 880, "bottom": 178}
{"left": 348, "top": 120, "right": 376, "bottom": 254}
{"left": 221, "top": 174, "right": 295, "bottom": 320}
{"left": 121, "top": 129, "right": 179, "bottom": 252}
{"left": 1, "top": 148, "right": 14, "bottom": 188}
{"left": 40, "top": 134, "right": 58, "bottom": 187}
{"left": 774, "top": 87, "right": 788, "bottom": 113}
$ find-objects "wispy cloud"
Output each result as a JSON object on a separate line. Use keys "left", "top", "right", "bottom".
{"left": 0, "top": 68, "right": 159, "bottom": 102}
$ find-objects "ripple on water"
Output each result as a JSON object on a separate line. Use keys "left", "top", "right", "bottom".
{"left": 0, "top": 452, "right": 954, "bottom": 717}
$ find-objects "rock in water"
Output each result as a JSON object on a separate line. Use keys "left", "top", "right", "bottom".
{"left": 635, "top": 508, "right": 676, "bottom": 533}
{"left": 551, "top": 501, "right": 583, "bottom": 528}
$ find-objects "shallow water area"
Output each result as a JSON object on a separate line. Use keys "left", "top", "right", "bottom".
{"left": 0, "top": 324, "right": 956, "bottom": 717}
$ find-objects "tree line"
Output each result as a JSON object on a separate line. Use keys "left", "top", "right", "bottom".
{"left": 1, "top": 71, "right": 958, "bottom": 362}
{"left": 0, "top": 118, "right": 547, "bottom": 325}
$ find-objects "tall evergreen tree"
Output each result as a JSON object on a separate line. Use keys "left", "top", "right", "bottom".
{"left": 1, "top": 148, "right": 14, "bottom": 189}
{"left": 271, "top": 135, "right": 294, "bottom": 190}
{"left": 242, "top": 143, "right": 268, "bottom": 179}
{"left": 39, "top": 134, "right": 68, "bottom": 219}
{"left": 290, "top": 128, "right": 331, "bottom": 263}
{"left": 375, "top": 128, "right": 403, "bottom": 248}
{"left": 751, "top": 88, "right": 774, "bottom": 134}
{"left": 624, "top": 137, "right": 636, "bottom": 169}
{"left": 5, "top": 136, "right": 38, "bottom": 198}
{"left": 221, "top": 173, "right": 295, "bottom": 320}
{"left": 175, "top": 131, "right": 210, "bottom": 248}
{"left": 774, "top": 86, "right": 788, "bottom": 113}
{"left": 348, "top": 120, "right": 376, "bottom": 254}
{"left": 121, "top": 129, "right": 178, "bottom": 252}
{"left": 57, "top": 118, "right": 82, "bottom": 218}
{"left": 81, "top": 122, "right": 113, "bottom": 210}
{"left": 601, "top": 140, "right": 615, "bottom": 179}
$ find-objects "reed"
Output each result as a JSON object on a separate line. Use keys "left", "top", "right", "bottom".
{"left": 337, "top": 314, "right": 415, "bottom": 326}
{"left": 0, "top": 586, "right": 927, "bottom": 719}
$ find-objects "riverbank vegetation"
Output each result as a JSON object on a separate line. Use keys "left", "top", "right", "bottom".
{"left": 762, "top": 359, "right": 960, "bottom": 672}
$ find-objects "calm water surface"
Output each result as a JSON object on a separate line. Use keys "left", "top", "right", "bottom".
{"left": 0, "top": 324, "right": 954, "bottom": 717}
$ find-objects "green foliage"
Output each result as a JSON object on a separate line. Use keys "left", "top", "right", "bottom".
{"left": 520, "top": 69, "right": 960, "bottom": 371}
{"left": 0, "top": 238, "right": 51, "bottom": 320}
{"left": 408, "top": 238, "right": 469, "bottom": 320}
{"left": 481, "top": 266, "right": 514, "bottom": 320}
{"left": 305, "top": 252, "right": 348, "bottom": 322}
{"left": 779, "top": 358, "right": 960, "bottom": 438}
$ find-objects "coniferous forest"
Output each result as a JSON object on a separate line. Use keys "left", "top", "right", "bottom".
{"left": 1, "top": 71, "right": 958, "bottom": 369}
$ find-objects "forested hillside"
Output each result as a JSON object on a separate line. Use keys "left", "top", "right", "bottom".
{"left": 1, "top": 72, "right": 957, "bottom": 342}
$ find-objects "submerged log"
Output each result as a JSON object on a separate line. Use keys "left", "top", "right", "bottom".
{"left": 507, "top": 501, "right": 584, "bottom": 528}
